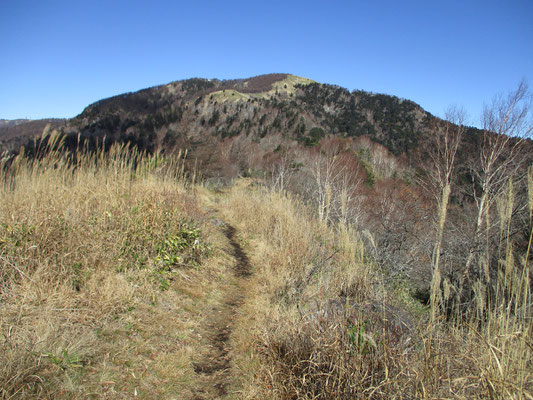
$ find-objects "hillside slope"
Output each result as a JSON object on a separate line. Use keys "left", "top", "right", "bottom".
{"left": 1, "top": 74, "right": 438, "bottom": 176}
{"left": 0, "top": 119, "right": 66, "bottom": 153}
{"left": 67, "top": 74, "right": 434, "bottom": 175}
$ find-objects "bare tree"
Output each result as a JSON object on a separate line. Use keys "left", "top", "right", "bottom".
{"left": 270, "top": 152, "right": 295, "bottom": 193}
{"left": 310, "top": 154, "right": 340, "bottom": 224}
{"left": 362, "top": 180, "right": 432, "bottom": 285}
{"left": 308, "top": 152, "right": 364, "bottom": 226}
{"left": 464, "top": 81, "right": 532, "bottom": 284}
{"left": 420, "top": 107, "right": 466, "bottom": 326}
{"left": 424, "top": 109, "right": 466, "bottom": 317}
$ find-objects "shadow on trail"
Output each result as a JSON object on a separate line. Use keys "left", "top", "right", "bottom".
{"left": 224, "top": 224, "right": 251, "bottom": 278}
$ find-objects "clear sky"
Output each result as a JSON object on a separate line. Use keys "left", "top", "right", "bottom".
{"left": 1, "top": 0, "right": 532, "bottom": 127}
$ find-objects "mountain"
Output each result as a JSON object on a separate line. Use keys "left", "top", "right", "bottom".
{"left": 0, "top": 119, "right": 32, "bottom": 127}
{"left": 1, "top": 74, "right": 444, "bottom": 177}
{"left": 0, "top": 118, "right": 66, "bottom": 154}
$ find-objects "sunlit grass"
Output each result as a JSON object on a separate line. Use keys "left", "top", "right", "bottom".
{"left": 223, "top": 178, "right": 532, "bottom": 399}
{"left": 0, "top": 136, "right": 220, "bottom": 398}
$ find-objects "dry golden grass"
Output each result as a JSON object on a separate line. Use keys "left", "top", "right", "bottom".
{"left": 0, "top": 140, "right": 230, "bottom": 398}
{"left": 219, "top": 180, "right": 390, "bottom": 398}
{"left": 221, "top": 179, "right": 532, "bottom": 399}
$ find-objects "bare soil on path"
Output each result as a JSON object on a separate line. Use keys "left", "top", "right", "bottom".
{"left": 191, "top": 224, "right": 251, "bottom": 399}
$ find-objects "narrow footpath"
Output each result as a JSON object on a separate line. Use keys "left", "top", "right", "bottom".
{"left": 191, "top": 223, "right": 251, "bottom": 399}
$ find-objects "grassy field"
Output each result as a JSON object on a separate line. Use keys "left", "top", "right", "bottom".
{"left": 0, "top": 139, "right": 235, "bottom": 398}
{"left": 1, "top": 139, "right": 531, "bottom": 399}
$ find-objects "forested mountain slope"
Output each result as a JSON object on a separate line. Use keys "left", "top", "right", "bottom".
{"left": 1, "top": 74, "right": 438, "bottom": 174}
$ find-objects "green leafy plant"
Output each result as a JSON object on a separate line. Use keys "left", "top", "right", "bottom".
{"left": 158, "top": 276, "right": 171, "bottom": 291}
{"left": 348, "top": 320, "right": 376, "bottom": 355}
{"left": 156, "top": 222, "right": 208, "bottom": 270}
{"left": 71, "top": 262, "right": 83, "bottom": 291}
{"left": 44, "top": 349, "right": 85, "bottom": 371}
{"left": 152, "top": 221, "right": 210, "bottom": 290}
{"left": 0, "top": 222, "right": 34, "bottom": 248}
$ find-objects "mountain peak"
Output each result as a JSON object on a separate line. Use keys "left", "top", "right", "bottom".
{"left": 2, "top": 74, "right": 435, "bottom": 164}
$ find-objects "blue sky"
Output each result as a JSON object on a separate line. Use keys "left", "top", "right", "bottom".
{"left": 1, "top": 0, "right": 532, "bottom": 127}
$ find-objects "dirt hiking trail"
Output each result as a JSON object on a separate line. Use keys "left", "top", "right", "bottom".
{"left": 191, "top": 223, "right": 251, "bottom": 399}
